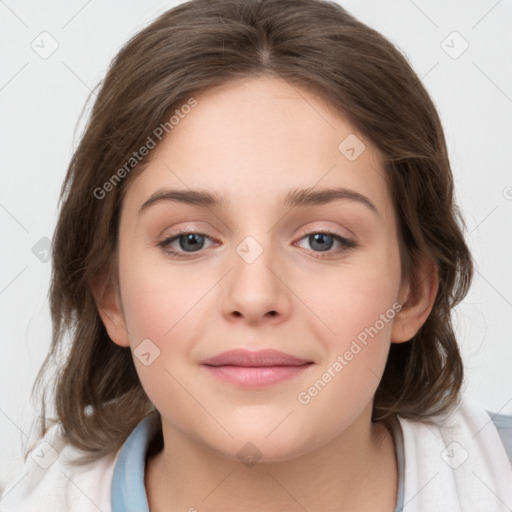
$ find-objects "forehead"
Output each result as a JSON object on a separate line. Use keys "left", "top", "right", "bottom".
{"left": 122, "top": 76, "right": 394, "bottom": 222}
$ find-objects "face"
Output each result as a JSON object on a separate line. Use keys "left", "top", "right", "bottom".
{"left": 106, "top": 76, "right": 410, "bottom": 462}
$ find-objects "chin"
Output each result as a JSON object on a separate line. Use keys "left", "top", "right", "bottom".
{"left": 204, "top": 423, "right": 319, "bottom": 465}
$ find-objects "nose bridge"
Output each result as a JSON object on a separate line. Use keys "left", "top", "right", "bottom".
{"left": 221, "top": 232, "right": 290, "bottom": 324}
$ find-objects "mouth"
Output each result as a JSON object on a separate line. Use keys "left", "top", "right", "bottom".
{"left": 200, "top": 349, "right": 314, "bottom": 387}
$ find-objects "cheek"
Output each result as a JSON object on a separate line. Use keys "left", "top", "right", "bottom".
{"left": 119, "top": 247, "right": 204, "bottom": 343}
{"left": 292, "top": 243, "right": 401, "bottom": 411}
{"left": 118, "top": 254, "right": 212, "bottom": 423}
{"left": 301, "top": 242, "right": 401, "bottom": 352}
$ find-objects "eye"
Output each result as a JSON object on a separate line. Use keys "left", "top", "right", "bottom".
{"left": 158, "top": 229, "right": 357, "bottom": 260}
{"left": 158, "top": 231, "right": 215, "bottom": 259}
{"left": 295, "top": 231, "right": 357, "bottom": 256}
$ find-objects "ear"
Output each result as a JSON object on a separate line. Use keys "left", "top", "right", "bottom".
{"left": 391, "top": 256, "right": 439, "bottom": 343}
{"left": 91, "top": 272, "right": 130, "bottom": 348}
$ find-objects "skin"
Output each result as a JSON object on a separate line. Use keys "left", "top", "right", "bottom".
{"left": 96, "top": 76, "right": 437, "bottom": 511}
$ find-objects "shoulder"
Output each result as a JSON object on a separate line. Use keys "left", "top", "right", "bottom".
{"left": 396, "top": 396, "right": 512, "bottom": 510}
{"left": 0, "top": 421, "right": 120, "bottom": 512}
{"left": 396, "top": 395, "right": 512, "bottom": 470}
{"left": 445, "top": 397, "right": 512, "bottom": 467}
{"left": 488, "top": 410, "right": 512, "bottom": 464}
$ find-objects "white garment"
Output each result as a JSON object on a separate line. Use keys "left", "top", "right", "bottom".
{"left": 0, "top": 424, "right": 117, "bottom": 512}
{"left": 398, "top": 395, "right": 512, "bottom": 512}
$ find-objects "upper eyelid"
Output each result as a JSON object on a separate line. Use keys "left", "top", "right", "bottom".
{"left": 160, "top": 219, "right": 354, "bottom": 238}
{"left": 160, "top": 227, "right": 352, "bottom": 240}
{"left": 295, "top": 224, "right": 352, "bottom": 239}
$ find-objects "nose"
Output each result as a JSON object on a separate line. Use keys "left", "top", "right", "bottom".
{"left": 221, "top": 240, "right": 292, "bottom": 326}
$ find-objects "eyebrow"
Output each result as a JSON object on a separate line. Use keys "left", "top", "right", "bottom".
{"left": 138, "top": 186, "right": 379, "bottom": 216}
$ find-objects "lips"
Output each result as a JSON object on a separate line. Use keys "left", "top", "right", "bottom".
{"left": 200, "top": 349, "right": 314, "bottom": 387}
{"left": 200, "top": 349, "right": 312, "bottom": 367}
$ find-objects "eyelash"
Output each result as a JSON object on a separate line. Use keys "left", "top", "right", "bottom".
{"left": 157, "top": 228, "right": 358, "bottom": 260}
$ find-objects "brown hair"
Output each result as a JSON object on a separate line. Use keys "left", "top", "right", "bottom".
{"left": 30, "top": 0, "right": 473, "bottom": 464}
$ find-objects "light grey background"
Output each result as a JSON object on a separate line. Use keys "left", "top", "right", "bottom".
{"left": 1, "top": 0, "right": 511, "bottom": 486}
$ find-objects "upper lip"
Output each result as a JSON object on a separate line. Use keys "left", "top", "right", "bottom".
{"left": 201, "top": 349, "right": 312, "bottom": 367}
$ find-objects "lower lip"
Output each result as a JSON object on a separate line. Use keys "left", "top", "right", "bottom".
{"left": 201, "top": 364, "right": 312, "bottom": 387}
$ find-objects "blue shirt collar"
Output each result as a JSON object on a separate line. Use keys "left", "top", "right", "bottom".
{"left": 111, "top": 410, "right": 161, "bottom": 512}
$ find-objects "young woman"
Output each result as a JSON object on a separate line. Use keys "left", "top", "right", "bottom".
{"left": 2, "top": 0, "right": 511, "bottom": 510}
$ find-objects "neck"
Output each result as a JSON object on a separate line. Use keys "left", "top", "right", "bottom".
{"left": 145, "top": 409, "right": 399, "bottom": 512}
